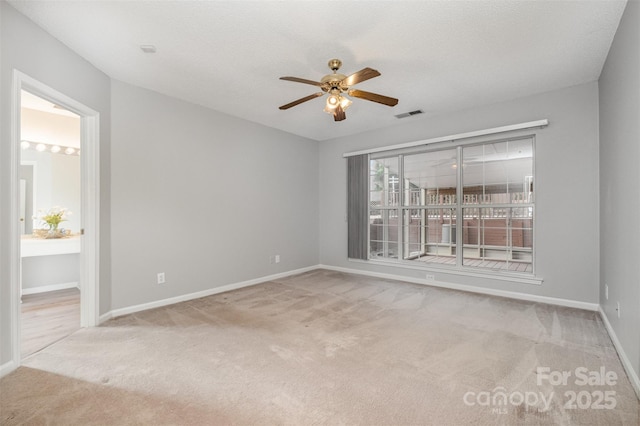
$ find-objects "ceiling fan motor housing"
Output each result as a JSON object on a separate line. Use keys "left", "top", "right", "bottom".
{"left": 321, "top": 74, "right": 348, "bottom": 93}
{"left": 328, "top": 59, "right": 342, "bottom": 71}
{"left": 320, "top": 59, "right": 349, "bottom": 93}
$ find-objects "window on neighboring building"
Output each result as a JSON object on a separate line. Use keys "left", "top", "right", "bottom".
{"left": 368, "top": 136, "right": 534, "bottom": 274}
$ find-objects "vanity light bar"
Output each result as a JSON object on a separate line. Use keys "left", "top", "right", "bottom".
{"left": 20, "top": 140, "right": 80, "bottom": 156}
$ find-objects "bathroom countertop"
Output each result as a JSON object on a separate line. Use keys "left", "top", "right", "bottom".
{"left": 21, "top": 235, "right": 81, "bottom": 257}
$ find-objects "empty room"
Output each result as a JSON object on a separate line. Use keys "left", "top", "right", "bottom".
{"left": 1, "top": 1, "right": 638, "bottom": 424}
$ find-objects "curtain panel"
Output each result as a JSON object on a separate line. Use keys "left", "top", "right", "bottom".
{"left": 347, "top": 154, "right": 368, "bottom": 260}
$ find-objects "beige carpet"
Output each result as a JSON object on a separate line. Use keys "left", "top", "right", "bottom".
{"left": 1, "top": 269, "right": 638, "bottom": 425}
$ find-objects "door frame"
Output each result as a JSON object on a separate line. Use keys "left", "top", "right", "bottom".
{"left": 9, "top": 70, "right": 100, "bottom": 364}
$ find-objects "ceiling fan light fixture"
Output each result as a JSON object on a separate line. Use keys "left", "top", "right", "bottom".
{"left": 339, "top": 96, "right": 352, "bottom": 111}
{"left": 324, "top": 94, "right": 352, "bottom": 114}
{"left": 326, "top": 94, "right": 340, "bottom": 108}
{"left": 280, "top": 59, "right": 398, "bottom": 122}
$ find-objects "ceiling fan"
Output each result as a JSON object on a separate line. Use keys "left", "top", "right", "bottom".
{"left": 279, "top": 59, "right": 398, "bottom": 122}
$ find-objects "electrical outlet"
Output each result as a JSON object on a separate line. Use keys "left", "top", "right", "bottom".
{"left": 157, "top": 272, "right": 165, "bottom": 284}
{"left": 275, "top": 255, "right": 280, "bottom": 264}
{"left": 605, "top": 284, "right": 608, "bottom": 300}
{"left": 616, "top": 301, "right": 620, "bottom": 319}
{"left": 426, "top": 274, "right": 435, "bottom": 281}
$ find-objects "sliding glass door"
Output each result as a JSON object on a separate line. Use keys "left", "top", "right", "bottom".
{"left": 368, "top": 136, "right": 534, "bottom": 275}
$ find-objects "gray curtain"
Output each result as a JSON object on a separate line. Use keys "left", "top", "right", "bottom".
{"left": 347, "top": 154, "right": 368, "bottom": 260}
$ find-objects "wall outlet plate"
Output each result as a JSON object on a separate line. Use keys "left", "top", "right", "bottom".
{"left": 426, "top": 274, "right": 435, "bottom": 281}
{"left": 157, "top": 272, "right": 165, "bottom": 284}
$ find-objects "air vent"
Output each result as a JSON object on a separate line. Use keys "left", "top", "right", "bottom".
{"left": 140, "top": 45, "right": 157, "bottom": 53}
{"left": 395, "top": 110, "right": 424, "bottom": 119}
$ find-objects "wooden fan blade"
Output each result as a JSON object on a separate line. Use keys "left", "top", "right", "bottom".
{"left": 279, "top": 92, "right": 324, "bottom": 110}
{"left": 280, "top": 76, "right": 324, "bottom": 87}
{"left": 342, "top": 67, "right": 381, "bottom": 87}
{"left": 333, "top": 105, "right": 346, "bottom": 121}
{"left": 348, "top": 89, "right": 398, "bottom": 107}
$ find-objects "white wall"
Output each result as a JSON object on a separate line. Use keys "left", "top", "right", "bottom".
{"left": 0, "top": 1, "right": 111, "bottom": 367}
{"left": 21, "top": 254, "right": 79, "bottom": 291}
{"left": 599, "top": 0, "right": 640, "bottom": 382}
{"left": 110, "top": 80, "right": 319, "bottom": 309}
{"left": 319, "top": 82, "right": 600, "bottom": 304}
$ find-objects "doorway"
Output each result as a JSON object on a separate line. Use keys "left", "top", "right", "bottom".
{"left": 19, "top": 90, "right": 82, "bottom": 357}
{"left": 9, "top": 71, "right": 100, "bottom": 365}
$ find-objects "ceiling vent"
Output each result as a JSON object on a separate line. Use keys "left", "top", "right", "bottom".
{"left": 395, "top": 110, "right": 423, "bottom": 119}
{"left": 140, "top": 45, "right": 157, "bottom": 53}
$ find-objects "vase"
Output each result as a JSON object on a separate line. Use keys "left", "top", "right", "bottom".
{"left": 33, "top": 228, "right": 68, "bottom": 239}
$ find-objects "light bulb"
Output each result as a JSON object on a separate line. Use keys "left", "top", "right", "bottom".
{"left": 21, "top": 141, "right": 30, "bottom": 149}
{"left": 36, "top": 143, "right": 46, "bottom": 152}
{"left": 51, "top": 145, "right": 61, "bottom": 153}
{"left": 65, "top": 147, "right": 76, "bottom": 155}
{"left": 325, "top": 94, "right": 350, "bottom": 114}
{"left": 339, "top": 96, "right": 352, "bottom": 110}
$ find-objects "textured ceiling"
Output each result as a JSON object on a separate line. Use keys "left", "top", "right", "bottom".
{"left": 8, "top": 0, "right": 627, "bottom": 141}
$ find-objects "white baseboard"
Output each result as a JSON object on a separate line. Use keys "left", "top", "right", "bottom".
{"left": 101, "top": 265, "right": 319, "bottom": 323}
{"left": 0, "top": 359, "right": 17, "bottom": 379}
{"left": 21, "top": 281, "right": 79, "bottom": 295}
{"left": 318, "top": 264, "right": 599, "bottom": 311}
{"left": 101, "top": 264, "right": 599, "bottom": 324}
{"left": 598, "top": 306, "right": 640, "bottom": 399}
{"left": 99, "top": 311, "right": 113, "bottom": 324}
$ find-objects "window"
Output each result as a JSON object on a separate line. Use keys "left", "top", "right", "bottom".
{"left": 368, "top": 137, "right": 534, "bottom": 274}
